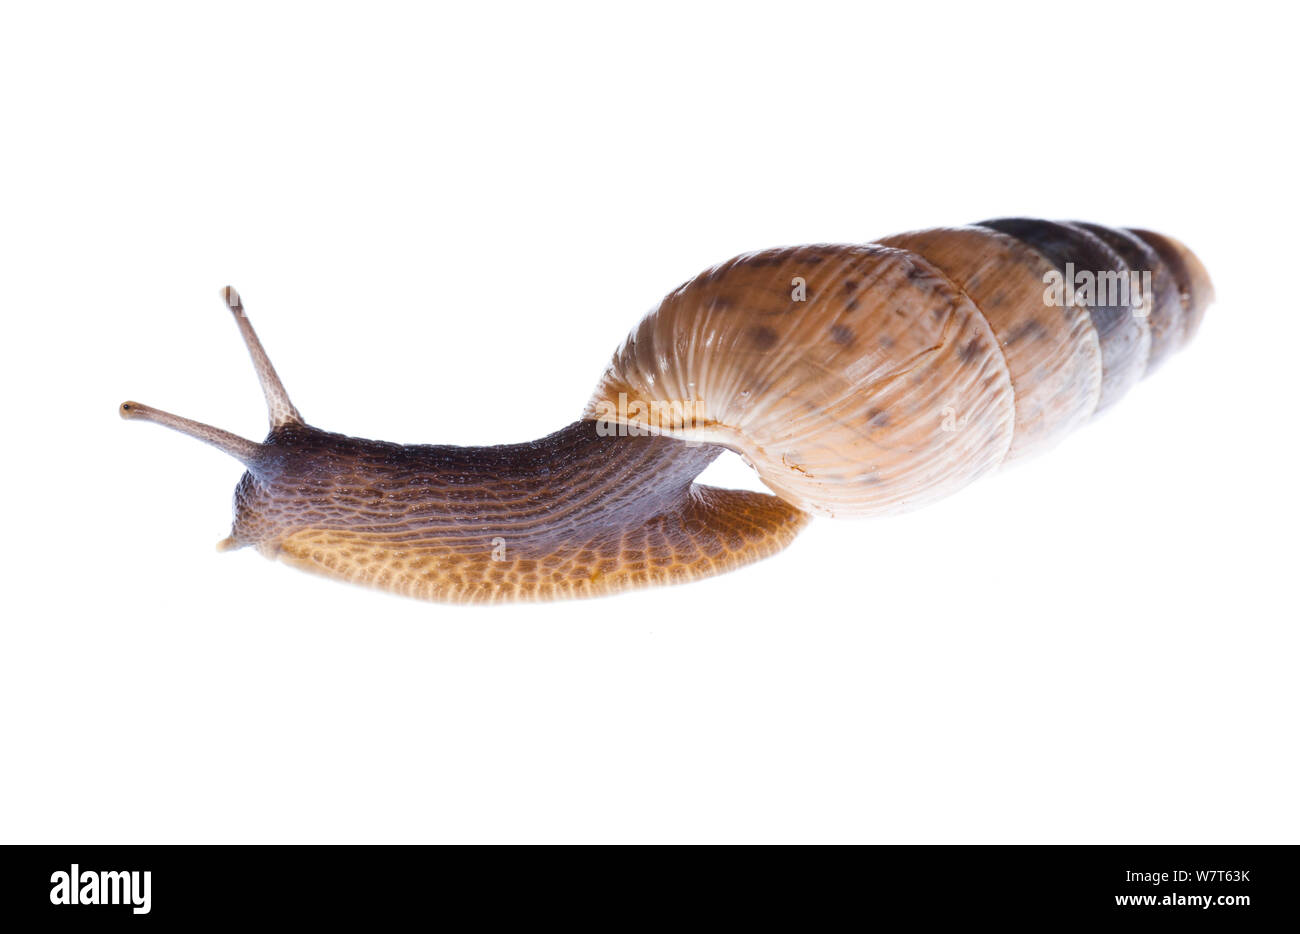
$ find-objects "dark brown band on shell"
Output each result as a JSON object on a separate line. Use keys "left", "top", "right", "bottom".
{"left": 977, "top": 217, "right": 1149, "bottom": 412}
{"left": 1072, "top": 221, "right": 1183, "bottom": 373}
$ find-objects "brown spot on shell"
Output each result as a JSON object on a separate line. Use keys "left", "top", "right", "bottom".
{"left": 829, "top": 324, "right": 854, "bottom": 346}
{"left": 1005, "top": 320, "right": 1048, "bottom": 344}
{"left": 906, "top": 262, "right": 937, "bottom": 284}
{"left": 749, "top": 325, "right": 778, "bottom": 350}
{"left": 959, "top": 337, "right": 985, "bottom": 364}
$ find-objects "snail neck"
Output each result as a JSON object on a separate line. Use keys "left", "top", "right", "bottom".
{"left": 228, "top": 420, "right": 725, "bottom": 553}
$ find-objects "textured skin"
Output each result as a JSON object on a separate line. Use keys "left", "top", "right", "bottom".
{"left": 590, "top": 220, "right": 1213, "bottom": 519}
{"left": 227, "top": 421, "right": 809, "bottom": 603}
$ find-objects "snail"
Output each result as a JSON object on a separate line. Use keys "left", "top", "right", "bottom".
{"left": 121, "top": 218, "right": 1213, "bottom": 604}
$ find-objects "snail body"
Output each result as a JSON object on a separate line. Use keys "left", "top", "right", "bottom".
{"left": 122, "top": 218, "right": 1213, "bottom": 603}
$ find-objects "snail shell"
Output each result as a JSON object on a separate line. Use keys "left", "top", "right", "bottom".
{"left": 587, "top": 219, "right": 1212, "bottom": 519}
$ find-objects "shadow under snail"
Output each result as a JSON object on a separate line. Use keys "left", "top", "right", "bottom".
{"left": 121, "top": 218, "right": 1214, "bottom": 604}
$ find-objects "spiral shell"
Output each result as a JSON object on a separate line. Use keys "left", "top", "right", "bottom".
{"left": 585, "top": 220, "right": 1213, "bottom": 518}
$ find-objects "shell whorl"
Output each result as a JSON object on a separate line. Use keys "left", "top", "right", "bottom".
{"left": 587, "top": 219, "right": 1213, "bottom": 519}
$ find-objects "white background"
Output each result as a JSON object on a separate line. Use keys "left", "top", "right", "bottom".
{"left": 2, "top": 1, "right": 1296, "bottom": 843}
